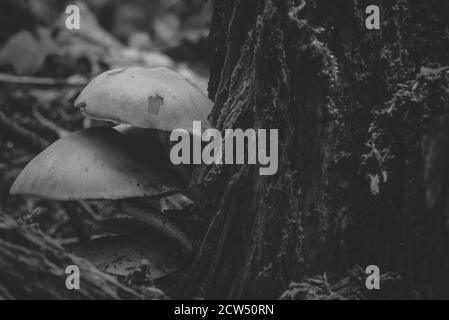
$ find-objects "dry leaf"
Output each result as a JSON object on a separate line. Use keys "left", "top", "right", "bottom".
{"left": 0, "top": 28, "right": 57, "bottom": 75}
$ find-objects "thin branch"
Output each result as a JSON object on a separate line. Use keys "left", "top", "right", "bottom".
{"left": 0, "top": 73, "right": 87, "bottom": 87}
{"left": 0, "top": 110, "right": 50, "bottom": 151}
{"left": 78, "top": 200, "right": 101, "bottom": 222}
{"left": 33, "top": 111, "right": 71, "bottom": 138}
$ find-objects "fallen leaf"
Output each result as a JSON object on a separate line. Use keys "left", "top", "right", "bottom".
{"left": 0, "top": 28, "right": 57, "bottom": 75}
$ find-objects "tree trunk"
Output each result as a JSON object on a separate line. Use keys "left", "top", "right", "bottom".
{"left": 182, "top": 0, "right": 449, "bottom": 299}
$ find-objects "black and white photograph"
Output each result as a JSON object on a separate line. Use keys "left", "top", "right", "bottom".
{"left": 0, "top": 0, "right": 448, "bottom": 306}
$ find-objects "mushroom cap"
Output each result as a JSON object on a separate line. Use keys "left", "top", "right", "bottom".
{"left": 74, "top": 67, "right": 213, "bottom": 134}
{"left": 72, "top": 230, "right": 183, "bottom": 279}
{"left": 10, "top": 126, "right": 183, "bottom": 200}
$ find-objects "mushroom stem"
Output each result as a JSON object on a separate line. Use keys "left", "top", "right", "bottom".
{"left": 120, "top": 199, "right": 195, "bottom": 253}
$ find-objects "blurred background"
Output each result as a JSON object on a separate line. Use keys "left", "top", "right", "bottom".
{"left": 0, "top": 0, "right": 211, "bottom": 241}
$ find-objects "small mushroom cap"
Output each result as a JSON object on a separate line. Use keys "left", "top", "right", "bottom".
{"left": 74, "top": 67, "right": 213, "bottom": 134}
{"left": 10, "top": 127, "right": 183, "bottom": 201}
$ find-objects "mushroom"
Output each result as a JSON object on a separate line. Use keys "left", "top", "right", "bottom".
{"left": 74, "top": 67, "right": 213, "bottom": 135}
{"left": 71, "top": 223, "right": 183, "bottom": 280}
{"left": 10, "top": 126, "right": 182, "bottom": 201}
{"left": 75, "top": 66, "right": 214, "bottom": 193}
{"left": 10, "top": 126, "right": 194, "bottom": 252}
{"left": 10, "top": 66, "right": 213, "bottom": 276}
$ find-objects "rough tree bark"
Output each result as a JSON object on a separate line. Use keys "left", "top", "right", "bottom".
{"left": 182, "top": 0, "right": 449, "bottom": 299}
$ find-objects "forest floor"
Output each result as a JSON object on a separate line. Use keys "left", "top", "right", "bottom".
{"left": 0, "top": 0, "right": 211, "bottom": 297}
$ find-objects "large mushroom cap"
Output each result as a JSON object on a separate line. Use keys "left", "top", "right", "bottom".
{"left": 10, "top": 127, "right": 183, "bottom": 200}
{"left": 74, "top": 67, "right": 213, "bottom": 134}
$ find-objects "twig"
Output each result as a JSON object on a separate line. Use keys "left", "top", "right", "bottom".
{"left": 78, "top": 200, "right": 101, "bottom": 222}
{"left": 0, "top": 73, "right": 87, "bottom": 87}
{"left": 33, "top": 111, "right": 71, "bottom": 138}
{"left": 10, "top": 154, "right": 34, "bottom": 166}
{"left": 0, "top": 110, "right": 50, "bottom": 151}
